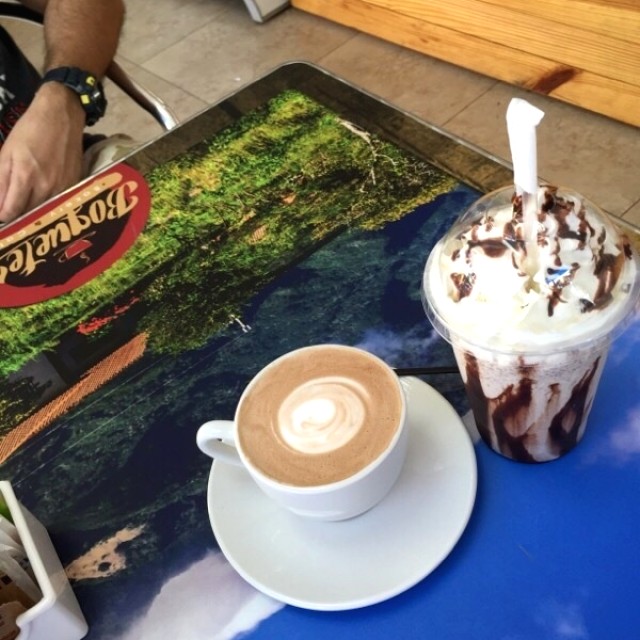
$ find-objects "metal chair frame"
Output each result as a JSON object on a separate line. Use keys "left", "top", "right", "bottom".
{"left": 0, "top": 0, "right": 178, "bottom": 131}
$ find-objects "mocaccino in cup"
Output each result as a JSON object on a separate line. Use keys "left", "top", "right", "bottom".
{"left": 237, "top": 344, "right": 404, "bottom": 486}
{"left": 423, "top": 185, "right": 640, "bottom": 462}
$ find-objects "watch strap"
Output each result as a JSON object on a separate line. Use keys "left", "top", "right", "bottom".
{"left": 41, "top": 66, "right": 106, "bottom": 126}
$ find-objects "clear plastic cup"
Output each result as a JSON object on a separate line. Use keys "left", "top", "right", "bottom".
{"left": 422, "top": 185, "right": 640, "bottom": 463}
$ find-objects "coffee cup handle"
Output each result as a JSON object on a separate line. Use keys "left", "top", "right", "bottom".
{"left": 196, "top": 420, "right": 242, "bottom": 467}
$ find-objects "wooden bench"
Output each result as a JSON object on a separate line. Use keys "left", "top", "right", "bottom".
{"left": 292, "top": 0, "right": 640, "bottom": 127}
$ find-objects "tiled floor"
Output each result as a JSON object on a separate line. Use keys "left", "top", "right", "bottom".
{"left": 5, "top": 0, "right": 640, "bottom": 225}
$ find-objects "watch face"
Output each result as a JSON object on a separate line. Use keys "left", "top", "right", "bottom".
{"left": 85, "top": 81, "right": 107, "bottom": 126}
{"left": 42, "top": 67, "right": 107, "bottom": 126}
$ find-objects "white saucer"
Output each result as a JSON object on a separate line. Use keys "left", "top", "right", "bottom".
{"left": 206, "top": 377, "right": 477, "bottom": 611}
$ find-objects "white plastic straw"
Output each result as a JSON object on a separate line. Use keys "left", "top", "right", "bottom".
{"left": 506, "top": 98, "right": 545, "bottom": 196}
{"left": 506, "top": 98, "right": 545, "bottom": 276}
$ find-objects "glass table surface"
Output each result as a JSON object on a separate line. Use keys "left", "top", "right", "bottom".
{"left": 0, "top": 63, "right": 638, "bottom": 640}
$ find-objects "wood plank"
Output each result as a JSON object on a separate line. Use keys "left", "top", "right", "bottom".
{"left": 549, "top": 71, "right": 640, "bottom": 124}
{"left": 364, "top": 0, "right": 640, "bottom": 86}
{"left": 292, "top": 0, "right": 640, "bottom": 127}
{"left": 450, "top": 0, "right": 640, "bottom": 44}
{"left": 294, "top": 0, "right": 560, "bottom": 82}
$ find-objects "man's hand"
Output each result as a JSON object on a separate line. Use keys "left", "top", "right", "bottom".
{"left": 0, "top": 0, "right": 124, "bottom": 223}
{"left": 0, "top": 77, "right": 85, "bottom": 223}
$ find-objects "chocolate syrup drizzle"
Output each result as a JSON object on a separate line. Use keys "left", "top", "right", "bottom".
{"left": 450, "top": 187, "right": 630, "bottom": 315}
{"left": 463, "top": 352, "right": 600, "bottom": 462}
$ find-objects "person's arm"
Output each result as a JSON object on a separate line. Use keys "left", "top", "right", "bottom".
{"left": 22, "top": 0, "right": 124, "bottom": 77}
{"left": 0, "top": 0, "right": 125, "bottom": 223}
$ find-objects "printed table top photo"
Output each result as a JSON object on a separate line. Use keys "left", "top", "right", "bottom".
{"left": 0, "top": 63, "right": 639, "bottom": 640}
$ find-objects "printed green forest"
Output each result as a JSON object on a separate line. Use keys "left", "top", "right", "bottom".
{"left": 0, "top": 89, "right": 456, "bottom": 430}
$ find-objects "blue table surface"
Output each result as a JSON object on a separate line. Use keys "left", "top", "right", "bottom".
{"left": 3, "top": 185, "right": 639, "bottom": 640}
{"left": 1, "top": 63, "right": 639, "bottom": 639}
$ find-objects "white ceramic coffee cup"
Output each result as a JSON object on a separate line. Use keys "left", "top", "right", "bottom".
{"left": 197, "top": 344, "right": 408, "bottom": 521}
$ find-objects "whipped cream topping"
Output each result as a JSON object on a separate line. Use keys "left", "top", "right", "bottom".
{"left": 277, "top": 376, "right": 368, "bottom": 454}
{"left": 425, "top": 186, "right": 639, "bottom": 351}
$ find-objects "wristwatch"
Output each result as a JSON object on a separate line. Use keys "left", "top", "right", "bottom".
{"left": 41, "top": 66, "right": 107, "bottom": 126}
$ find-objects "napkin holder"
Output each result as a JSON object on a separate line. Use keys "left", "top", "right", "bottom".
{"left": 0, "top": 481, "right": 88, "bottom": 640}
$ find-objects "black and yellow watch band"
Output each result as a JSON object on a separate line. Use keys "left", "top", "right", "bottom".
{"left": 41, "top": 66, "right": 107, "bottom": 126}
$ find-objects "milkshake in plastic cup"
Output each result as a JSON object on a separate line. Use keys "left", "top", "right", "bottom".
{"left": 422, "top": 185, "right": 640, "bottom": 462}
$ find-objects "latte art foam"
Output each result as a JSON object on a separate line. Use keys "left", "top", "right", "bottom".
{"left": 278, "top": 376, "right": 367, "bottom": 454}
{"left": 237, "top": 344, "right": 404, "bottom": 486}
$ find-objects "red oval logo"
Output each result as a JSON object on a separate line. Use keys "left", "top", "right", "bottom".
{"left": 0, "top": 164, "right": 150, "bottom": 307}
